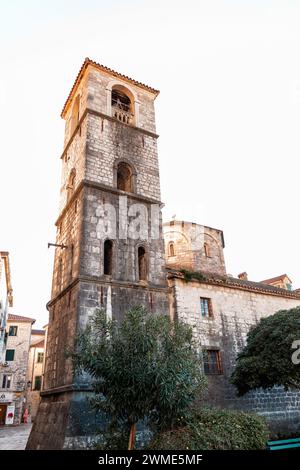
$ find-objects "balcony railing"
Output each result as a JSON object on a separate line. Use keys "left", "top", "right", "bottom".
{"left": 112, "top": 105, "right": 134, "bottom": 125}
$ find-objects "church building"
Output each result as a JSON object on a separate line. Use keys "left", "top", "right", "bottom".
{"left": 27, "top": 59, "right": 300, "bottom": 449}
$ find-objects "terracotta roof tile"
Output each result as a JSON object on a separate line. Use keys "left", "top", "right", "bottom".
{"left": 167, "top": 268, "right": 300, "bottom": 300}
{"left": 61, "top": 57, "right": 159, "bottom": 118}
{"left": 30, "top": 339, "right": 44, "bottom": 348}
{"left": 260, "top": 274, "right": 292, "bottom": 284}
{"left": 8, "top": 314, "right": 35, "bottom": 324}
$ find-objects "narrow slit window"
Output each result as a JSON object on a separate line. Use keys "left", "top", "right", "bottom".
{"left": 138, "top": 246, "right": 147, "bottom": 281}
{"left": 204, "top": 242, "right": 210, "bottom": 257}
{"left": 169, "top": 242, "right": 175, "bottom": 257}
{"left": 104, "top": 240, "right": 113, "bottom": 275}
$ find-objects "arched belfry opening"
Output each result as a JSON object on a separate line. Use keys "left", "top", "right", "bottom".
{"left": 104, "top": 239, "right": 113, "bottom": 276}
{"left": 117, "top": 162, "right": 133, "bottom": 192}
{"left": 111, "top": 85, "right": 134, "bottom": 125}
{"left": 138, "top": 246, "right": 147, "bottom": 281}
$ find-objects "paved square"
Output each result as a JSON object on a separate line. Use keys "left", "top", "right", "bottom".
{"left": 0, "top": 424, "right": 32, "bottom": 450}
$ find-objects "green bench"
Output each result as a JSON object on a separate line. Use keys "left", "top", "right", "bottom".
{"left": 267, "top": 437, "right": 300, "bottom": 450}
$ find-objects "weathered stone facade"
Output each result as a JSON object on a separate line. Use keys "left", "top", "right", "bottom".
{"left": 0, "top": 252, "right": 13, "bottom": 362}
{"left": 167, "top": 266, "right": 300, "bottom": 436}
{"left": 27, "top": 59, "right": 169, "bottom": 449}
{"left": 163, "top": 221, "right": 226, "bottom": 275}
{"left": 0, "top": 314, "right": 35, "bottom": 425}
{"left": 26, "top": 329, "right": 46, "bottom": 420}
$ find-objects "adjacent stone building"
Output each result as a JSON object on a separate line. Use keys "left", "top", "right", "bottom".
{"left": 0, "top": 252, "right": 13, "bottom": 362}
{"left": 27, "top": 328, "right": 46, "bottom": 420}
{"left": 0, "top": 314, "right": 35, "bottom": 425}
{"left": 164, "top": 220, "right": 300, "bottom": 435}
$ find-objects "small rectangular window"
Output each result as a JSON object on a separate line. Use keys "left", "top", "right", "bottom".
{"left": 1, "top": 374, "right": 12, "bottom": 389}
{"left": 34, "top": 376, "right": 42, "bottom": 391}
{"left": 37, "top": 352, "right": 44, "bottom": 364}
{"left": 8, "top": 326, "right": 18, "bottom": 336}
{"left": 200, "top": 297, "right": 213, "bottom": 317}
{"left": 203, "top": 349, "right": 223, "bottom": 375}
{"left": 5, "top": 349, "right": 15, "bottom": 361}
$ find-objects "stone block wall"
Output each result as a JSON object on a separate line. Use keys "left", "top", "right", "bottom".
{"left": 85, "top": 113, "right": 161, "bottom": 202}
{"left": 172, "top": 277, "right": 300, "bottom": 434}
{"left": 44, "top": 281, "right": 79, "bottom": 391}
{"left": 86, "top": 67, "right": 157, "bottom": 134}
{"left": 3, "top": 319, "right": 32, "bottom": 424}
{"left": 164, "top": 221, "right": 226, "bottom": 275}
{"left": 81, "top": 186, "right": 166, "bottom": 286}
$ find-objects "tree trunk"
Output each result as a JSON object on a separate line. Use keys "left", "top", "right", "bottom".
{"left": 128, "top": 423, "right": 136, "bottom": 450}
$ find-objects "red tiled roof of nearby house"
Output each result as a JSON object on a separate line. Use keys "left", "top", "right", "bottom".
{"left": 61, "top": 57, "right": 160, "bottom": 118}
{"left": 260, "top": 274, "right": 292, "bottom": 284}
{"left": 30, "top": 339, "right": 44, "bottom": 348}
{"left": 31, "top": 329, "right": 45, "bottom": 335}
{"left": 166, "top": 268, "right": 300, "bottom": 300}
{"left": 8, "top": 314, "right": 35, "bottom": 324}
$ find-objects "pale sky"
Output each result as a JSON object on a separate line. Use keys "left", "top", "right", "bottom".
{"left": 1, "top": 0, "right": 300, "bottom": 327}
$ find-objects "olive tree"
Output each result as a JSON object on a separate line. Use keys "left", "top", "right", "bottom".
{"left": 71, "top": 306, "right": 206, "bottom": 449}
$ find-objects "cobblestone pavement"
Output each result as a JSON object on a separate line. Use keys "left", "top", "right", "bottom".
{"left": 0, "top": 424, "right": 32, "bottom": 450}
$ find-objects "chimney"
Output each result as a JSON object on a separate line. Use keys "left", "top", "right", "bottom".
{"left": 238, "top": 272, "right": 248, "bottom": 281}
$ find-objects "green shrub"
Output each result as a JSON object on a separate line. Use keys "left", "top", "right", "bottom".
{"left": 148, "top": 407, "right": 269, "bottom": 450}
{"left": 180, "top": 269, "right": 207, "bottom": 283}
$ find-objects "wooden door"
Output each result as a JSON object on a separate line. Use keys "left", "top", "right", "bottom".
{"left": 0, "top": 404, "right": 7, "bottom": 425}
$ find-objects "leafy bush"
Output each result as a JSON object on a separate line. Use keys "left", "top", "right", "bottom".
{"left": 231, "top": 307, "right": 300, "bottom": 395}
{"left": 71, "top": 306, "right": 207, "bottom": 449}
{"left": 148, "top": 407, "right": 269, "bottom": 450}
{"left": 180, "top": 269, "right": 207, "bottom": 283}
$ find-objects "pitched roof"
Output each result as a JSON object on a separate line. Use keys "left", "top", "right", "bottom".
{"left": 260, "top": 274, "right": 292, "bottom": 284}
{"left": 30, "top": 339, "right": 44, "bottom": 348}
{"left": 8, "top": 314, "right": 35, "bottom": 324}
{"left": 167, "top": 268, "right": 300, "bottom": 300}
{"left": 61, "top": 57, "right": 160, "bottom": 118}
{"left": 31, "top": 329, "right": 45, "bottom": 335}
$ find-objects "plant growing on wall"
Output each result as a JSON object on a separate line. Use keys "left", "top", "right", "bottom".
{"left": 71, "top": 306, "right": 206, "bottom": 450}
{"left": 231, "top": 306, "right": 300, "bottom": 395}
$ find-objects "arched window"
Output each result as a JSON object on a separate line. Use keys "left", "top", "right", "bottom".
{"left": 168, "top": 242, "right": 175, "bottom": 257}
{"left": 138, "top": 246, "right": 147, "bottom": 281}
{"left": 70, "top": 95, "right": 80, "bottom": 135}
{"left": 104, "top": 240, "right": 113, "bottom": 276}
{"left": 204, "top": 242, "right": 210, "bottom": 257}
{"left": 111, "top": 86, "right": 134, "bottom": 125}
{"left": 117, "top": 162, "right": 133, "bottom": 192}
{"left": 67, "top": 169, "right": 76, "bottom": 202}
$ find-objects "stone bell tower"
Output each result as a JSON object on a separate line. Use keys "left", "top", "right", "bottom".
{"left": 26, "top": 58, "right": 169, "bottom": 449}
